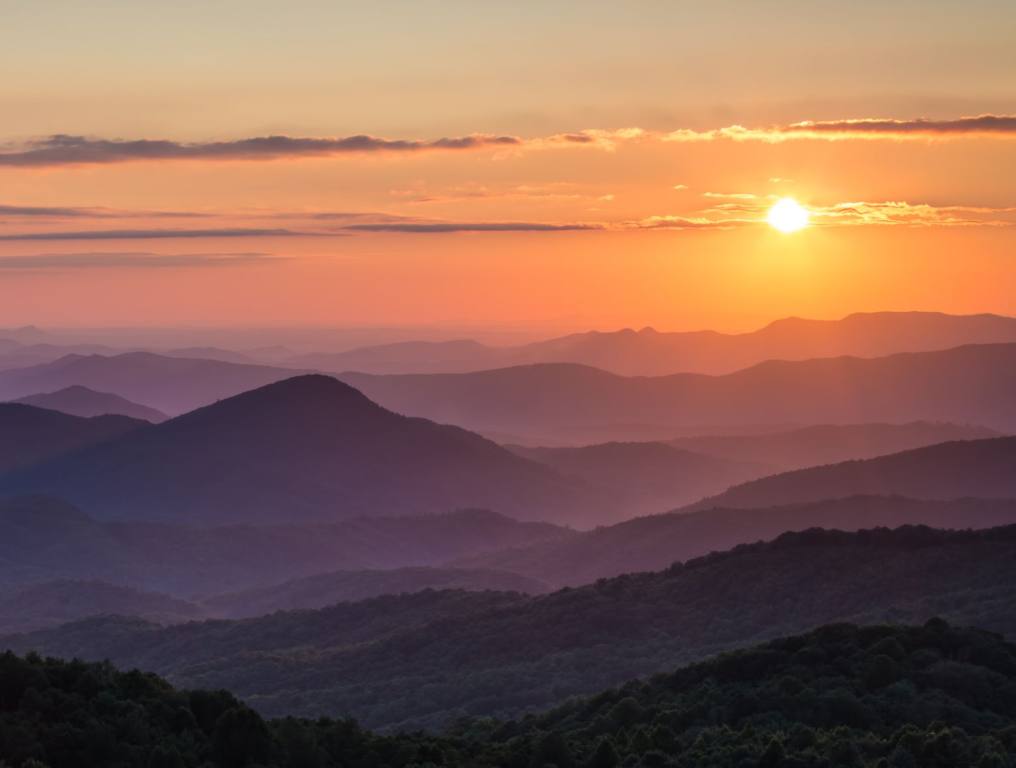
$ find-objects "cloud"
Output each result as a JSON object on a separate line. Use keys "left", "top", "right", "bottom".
{"left": 625, "top": 215, "right": 754, "bottom": 231}
{"left": 0, "top": 133, "right": 522, "bottom": 167}
{"left": 702, "top": 192, "right": 758, "bottom": 200}
{"left": 2, "top": 116, "right": 1014, "bottom": 170}
{"left": 388, "top": 182, "right": 613, "bottom": 205}
{"left": 0, "top": 251, "right": 282, "bottom": 269}
{"left": 344, "top": 221, "right": 601, "bottom": 233}
{"left": 664, "top": 114, "right": 1016, "bottom": 143}
{"left": 0, "top": 203, "right": 206, "bottom": 218}
{"left": 0, "top": 227, "right": 305, "bottom": 241}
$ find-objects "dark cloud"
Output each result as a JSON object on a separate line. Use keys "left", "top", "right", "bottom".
{"left": 0, "top": 251, "right": 281, "bottom": 269}
{"left": 0, "top": 228, "right": 304, "bottom": 241}
{"left": 344, "top": 221, "right": 600, "bottom": 233}
{"left": 0, "top": 133, "right": 522, "bottom": 167}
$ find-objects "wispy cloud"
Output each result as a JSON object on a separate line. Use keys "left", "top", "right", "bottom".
{"left": 0, "top": 227, "right": 304, "bottom": 241}
{"left": 389, "top": 182, "right": 614, "bottom": 205}
{"left": 0, "top": 251, "right": 282, "bottom": 269}
{"left": 702, "top": 192, "right": 759, "bottom": 200}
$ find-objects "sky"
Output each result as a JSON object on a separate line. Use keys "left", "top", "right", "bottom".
{"left": 2, "top": 0, "right": 1016, "bottom": 332}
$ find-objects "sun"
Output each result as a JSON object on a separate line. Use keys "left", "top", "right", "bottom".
{"left": 767, "top": 197, "right": 810, "bottom": 233}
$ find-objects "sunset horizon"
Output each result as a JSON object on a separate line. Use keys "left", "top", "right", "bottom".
{"left": 3, "top": 4, "right": 1016, "bottom": 767}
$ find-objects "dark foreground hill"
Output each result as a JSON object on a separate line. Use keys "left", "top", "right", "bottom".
{"left": 13, "top": 384, "right": 169, "bottom": 422}
{"left": 3, "top": 620, "right": 1016, "bottom": 767}
{"left": 340, "top": 342, "right": 1016, "bottom": 442}
{"left": 0, "top": 375, "right": 607, "bottom": 525}
{"left": 454, "top": 495, "right": 1016, "bottom": 587}
{"left": 686, "top": 436, "right": 1016, "bottom": 512}
{"left": 8, "top": 524, "right": 1016, "bottom": 730}
{"left": 0, "top": 497, "right": 570, "bottom": 598}
{"left": 0, "top": 403, "right": 145, "bottom": 474}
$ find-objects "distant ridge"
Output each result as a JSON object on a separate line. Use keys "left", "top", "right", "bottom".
{"left": 14, "top": 385, "right": 168, "bottom": 422}
{"left": 340, "top": 342, "right": 1016, "bottom": 441}
{"left": 0, "top": 351, "right": 303, "bottom": 415}
{"left": 302, "top": 311, "right": 1016, "bottom": 376}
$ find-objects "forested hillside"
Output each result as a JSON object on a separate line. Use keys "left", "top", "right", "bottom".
{"left": 2, "top": 620, "right": 1015, "bottom": 767}
{"left": 8, "top": 525, "right": 1016, "bottom": 731}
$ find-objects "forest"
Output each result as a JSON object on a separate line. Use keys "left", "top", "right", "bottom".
{"left": 2, "top": 620, "right": 1016, "bottom": 767}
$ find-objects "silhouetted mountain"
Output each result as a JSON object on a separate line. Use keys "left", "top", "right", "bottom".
{"left": 340, "top": 342, "right": 1016, "bottom": 442}
{"left": 4, "top": 620, "right": 1015, "bottom": 768}
{"left": 203, "top": 566, "right": 549, "bottom": 619}
{"left": 455, "top": 495, "right": 1016, "bottom": 586}
{"left": 670, "top": 420, "right": 998, "bottom": 470}
{"left": 0, "top": 497, "right": 571, "bottom": 597}
{"left": 687, "top": 436, "right": 1016, "bottom": 512}
{"left": 0, "top": 375, "right": 606, "bottom": 525}
{"left": 0, "top": 580, "right": 201, "bottom": 634}
{"left": 0, "top": 404, "right": 145, "bottom": 474}
{"left": 13, "top": 385, "right": 169, "bottom": 422}
{"left": 0, "top": 351, "right": 302, "bottom": 415}
{"left": 305, "top": 311, "right": 1016, "bottom": 377}
{"left": 506, "top": 441, "right": 769, "bottom": 515}
{"left": 9, "top": 524, "right": 1016, "bottom": 729}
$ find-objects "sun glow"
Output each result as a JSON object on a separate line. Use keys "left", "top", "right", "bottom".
{"left": 767, "top": 198, "right": 810, "bottom": 233}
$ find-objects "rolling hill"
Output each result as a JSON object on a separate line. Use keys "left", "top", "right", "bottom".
{"left": 454, "top": 495, "right": 1016, "bottom": 587}
{"left": 670, "top": 420, "right": 998, "bottom": 470}
{"left": 0, "top": 496, "right": 571, "bottom": 597}
{"left": 0, "top": 580, "right": 202, "bottom": 634}
{"left": 506, "top": 441, "right": 769, "bottom": 515}
{"left": 13, "top": 384, "right": 168, "bottom": 422}
{"left": 0, "top": 375, "right": 611, "bottom": 525}
{"left": 686, "top": 436, "right": 1016, "bottom": 512}
{"left": 339, "top": 342, "right": 1016, "bottom": 442}
{"left": 0, "top": 403, "right": 145, "bottom": 473}
{"left": 202, "top": 566, "right": 549, "bottom": 619}
{"left": 8, "top": 524, "right": 1016, "bottom": 730}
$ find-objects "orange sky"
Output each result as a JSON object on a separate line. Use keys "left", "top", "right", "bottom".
{"left": 2, "top": 1, "right": 1016, "bottom": 332}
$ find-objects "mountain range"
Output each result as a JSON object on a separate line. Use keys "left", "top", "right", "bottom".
{"left": 0, "top": 496, "right": 570, "bottom": 597}
{"left": 8, "top": 524, "right": 1016, "bottom": 730}
{"left": 0, "top": 375, "right": 609, "bottom": 525}
{"left": 293, "top": 311, "right": 1016, "bottom": 376}
{"left": 340, "top": 342, "right": 1016, "bottom": 442}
